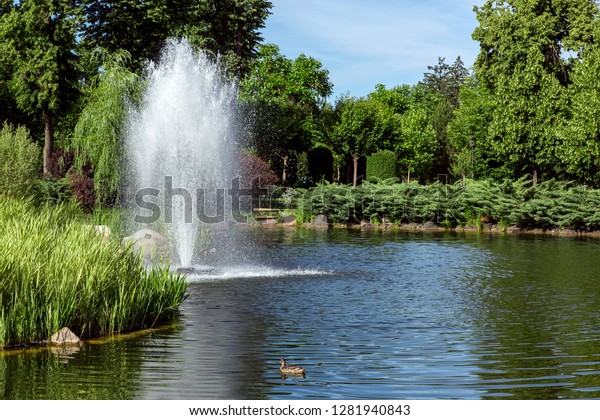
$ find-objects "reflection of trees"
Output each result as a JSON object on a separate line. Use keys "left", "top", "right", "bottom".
{"left": 467, "top": 236, "right": 600, "bottom": 399}
{"left": 0, "top": 342, "right": 144, "bottom": 399}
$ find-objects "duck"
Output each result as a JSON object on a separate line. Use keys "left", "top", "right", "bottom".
{"left": 279, "top": 358, "right": 305, "bottom": 376}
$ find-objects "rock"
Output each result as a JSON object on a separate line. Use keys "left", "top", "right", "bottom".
{"left": 360, "top": 219, "right": 373, "bottom": 228}
{"left": 122, "top": 228, "right": 171, "bottom": 263}
{"left": 50, "top": 327, "right": 82, "bottom": 346}
{"left": 507, "top": 226, "right": 521, "bottom": 233}
{"left": 421, "top": 221, "right": 438, "bottom": 229}
{"left": 405, "top": 223, "right": 419, "bottom": 229}
{"left": 561, "top": 229, "right": 577, "bottom": 235}
{"left": 281, "top": 215, "right": 296, "bottom": 225}
{"left": 313, "top": 214, "right": 329, "bottom": 227}
{"left": 94, "top": 225, "right": 111, "bottom": 242}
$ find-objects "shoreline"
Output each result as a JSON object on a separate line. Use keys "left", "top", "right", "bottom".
{"left": 254, "top": 219, "right": 600, "bottom": 238}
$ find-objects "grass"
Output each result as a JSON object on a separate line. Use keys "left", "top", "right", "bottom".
{"left": 0, "top": 197, "right": 187, "bottom": 349}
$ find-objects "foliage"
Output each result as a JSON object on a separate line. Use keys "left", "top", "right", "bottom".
{"left": 396, "top": 107, "right": 437, "bottom": 181}
{"left": 333, "top": 96, "right": 394, "bottom": 185}
{"left": 561, "top": 19, "right": 600, "bottom": 185}
{"left": 0, "top": 197, "right": 188, "bottom": 348}
{"left": 297, "top": 177, "right": 600, "bottom": 231}
{"left": 423, "top": 56, "right": 469, "bottom": 107}
{"left": 80, "top": 0, "right": 272, "bottom": 76}
{"left": 472, "top": 0, "right": 598, "bottom": 183}
{"left": 446, "top": 78, "right": 495, "bottom": 179}
{"left": 366, "top": 150, "right": 398, "bottom": 181}
{"left": 71, "top": 50, "right": 140, "bottom": 206}
{"left": 238, "top": 150, "right": 279, "bottom": 188}
{"left": 240, "top": 44, "right": 332, "bottom": 185}
{"left": 0, "top": 123, "right": 40, "bottom": 199}
{"left": 0, "top": 0, "right": 81, "bottom": 175}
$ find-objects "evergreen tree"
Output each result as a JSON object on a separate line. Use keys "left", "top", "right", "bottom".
{"left": 0, "top": 0, "right": 81, "bottom": 176}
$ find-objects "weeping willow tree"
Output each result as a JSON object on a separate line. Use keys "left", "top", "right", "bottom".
{"left": 70, "top": 50, "right": 141, "bottom": 206}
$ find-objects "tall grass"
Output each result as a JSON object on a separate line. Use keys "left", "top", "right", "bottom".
{"left": 0, "top": 198, "right": 187, "bottom": 349}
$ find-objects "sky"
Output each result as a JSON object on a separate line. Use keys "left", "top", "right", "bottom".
{"left": 261, "top": 0, "right": 484, "bottom": 100}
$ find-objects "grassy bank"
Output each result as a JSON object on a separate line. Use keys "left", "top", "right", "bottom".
{"left": 293, "top": 178, "right": 600, "bottom": 231}
{"left": 0, "top": 198, "right": 187, "bottom": 349}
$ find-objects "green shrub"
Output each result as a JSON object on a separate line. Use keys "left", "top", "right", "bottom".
{"left": 297, "top": 177, "right": 600, "bottom": 231}
{"left": 366, "top": 150, "right": 398, "bottom": 181}
{"left": 0, "top": 123, "right": 40, "bottom": 199}
{"left": 0, "top": 197, "right": 187, "bottom": 348}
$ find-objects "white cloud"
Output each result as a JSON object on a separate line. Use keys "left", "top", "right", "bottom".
{"left": 262, "top": 0, "right": 483, "bottom": 99}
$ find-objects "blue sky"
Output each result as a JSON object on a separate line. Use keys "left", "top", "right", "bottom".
{"left": 261, "top": 0, "right": 484, "bottom": 100}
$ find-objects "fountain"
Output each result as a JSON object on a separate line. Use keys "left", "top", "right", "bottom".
{"left": 125, "top": 39, "right": 236, "bottom": 268}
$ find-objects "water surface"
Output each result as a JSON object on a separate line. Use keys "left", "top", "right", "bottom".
{"left": 2, "top": 228, "right": 600, "bottom": 399}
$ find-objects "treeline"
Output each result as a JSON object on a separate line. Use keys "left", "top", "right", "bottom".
{"left": 4, "top": 1, "right": 600, "bottom": 214}
{"left": 240, "top": 0, "right": 600, "bottom": 192}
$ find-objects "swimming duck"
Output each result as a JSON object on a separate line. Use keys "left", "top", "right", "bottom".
{"left": 279, "top": 359, "right": 305, "bottom": 376}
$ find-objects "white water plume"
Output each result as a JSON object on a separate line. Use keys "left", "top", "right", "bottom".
{"left": 126, "top": 39, "right": 237, "bottom": 266}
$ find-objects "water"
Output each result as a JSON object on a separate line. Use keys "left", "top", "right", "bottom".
{"left": 125, "top": 40, "right": 236, "bottom": 266}
{"left": 2, "top": 229, "right": 600, "bottom": 399}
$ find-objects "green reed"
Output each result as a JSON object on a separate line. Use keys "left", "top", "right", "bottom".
{"left": 0, "top": 197, "right": 187, "bottom": 348}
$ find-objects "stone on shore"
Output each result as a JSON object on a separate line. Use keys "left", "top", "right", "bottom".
{"left": 313, "top": 214, "right": 329, "bottom": 226}
{"left": 50, "top": 327, "right": 83, "bottom": 346}
{"left": 122, "top": 228, "right": 171, "bottom": 263}
{"left": 421, "top": 221, "right": 439, "bottom": 229}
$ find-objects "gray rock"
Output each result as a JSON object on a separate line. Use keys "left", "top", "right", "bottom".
{"left": 507, "top": 226, "right": 521, "bottom": 233}
{"left": 122, "top": 228, "right": 171, "bottom": 263}
{"left": 561, "top": 229, "right": 577, "bottom": 235}
{"left": 50, "top": 327, "right": 82, "bottom": 346}
{"left": 421, "top": 221, "right": 439, "bottom": 229}
{"left": 313, "top": 214, "right": 329, "bottom": 226}
{"left": 281, "top": 215, "right": 296, "bottom": 225}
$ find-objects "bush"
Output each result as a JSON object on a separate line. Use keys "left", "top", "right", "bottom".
{"left": 298, "top": 177, "right": 600, "bottom": 231}
{"left": 0, "top": 123, "right": 40, "bottom": 199}
{"left": 366, "top": 150, "right": 398, "bottom": 181}
{"left": 0, "top": 197, "right": 187, "bottom": 348}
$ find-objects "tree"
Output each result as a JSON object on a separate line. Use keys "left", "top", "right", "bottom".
{"left": 183, "top": 0, "right": 273, "bottom": 76}
{"left": 70, "top": 50, "right": 140, "bottom": 206}
{"left": 423, "top": 56, "right": 468, "bottom": 108}
{"left": 446, "top": 78, "right": 495, "bottom": 179}
{"left": 472, "top": 0, "right": 598, "bottom": 185}
{"left": 0, "top": 0, "right": 81, "bottom": 176}
{"left": 240, "top": 44, "right": 332, "bottom": 186}
{"left": 562, "top": 18, "right": 600, "bottom": 185}
{"left": 79, "top": 0, "right": 272, "bottom": 76}
{"left": 396, "top": 108, "right": 436, "bottom": 182}
{"left": 334, "top": 97, "right": 393, "bottom": 186}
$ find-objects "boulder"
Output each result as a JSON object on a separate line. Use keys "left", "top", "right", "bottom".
{"left": 122, "top": 228, "right": 170, "bottom": 263}
{"left": 281, "top": 215, "right": 296, "bottom": 225}
{"left": 507, "top": 226, "right": 521, "bottom": 233}
{"left": 421, "top": 221, "right": 439, "bottom": 229}
{"left": 313, "top": 214, "right": 329, "bottom": 227}
{"left": 50, "top": 327, "right": 82, "bottom": 346}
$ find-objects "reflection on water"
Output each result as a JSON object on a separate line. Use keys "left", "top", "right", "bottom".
{"left": 2, "top": 229, "right": 600, "bottom": 399}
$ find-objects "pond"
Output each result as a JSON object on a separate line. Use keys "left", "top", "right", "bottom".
{"left": 2, "top": 228, "right": 600, "bottom": 399}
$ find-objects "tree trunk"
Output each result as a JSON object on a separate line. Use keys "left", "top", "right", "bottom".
{"left": 281, "top": 154, "right": 289, "bottom": 187}
{"left": 407, "top": 169, "right": 411, "bottom": 183}
{"left": 532, "top": 167, "right": 538, "bottom": 187}
{"left": 352, "top": 155, "right": 359, "bottom": 187}
{"left": 43, "top": 109, "right": 54, "bottom": 176}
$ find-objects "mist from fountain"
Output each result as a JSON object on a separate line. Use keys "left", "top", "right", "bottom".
{"left": 125, "top": 39, "right": 236, "bottom": 267}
